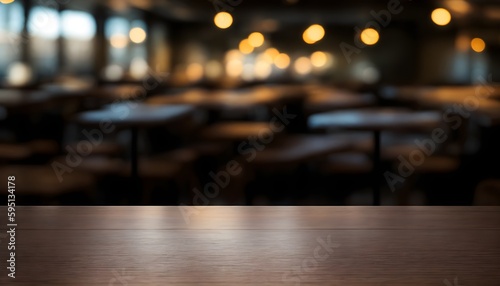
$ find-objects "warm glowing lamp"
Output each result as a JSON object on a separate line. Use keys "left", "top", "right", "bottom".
{"left": 129, "top": 27, "right": 147, "bottom": 44}
{"left": 471, "top": 38, "right": 486, "bottom": 53}
{"left": 360, "top": 28, "right": 379, "bottom": 45}
{"left": 214, "top": 12, "right": 233, "bottom": 29}
{"left": 248, "top": 32, "right": 265, "bottom": 48}
{"left": 431, "top": 8, "right": 451, "bottom": 26}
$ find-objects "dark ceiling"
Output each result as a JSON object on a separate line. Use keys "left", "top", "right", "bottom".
{"left": 130, "top": 0, "right": 500, "bottom": 24}
{"left": 63, "top": 0, "right": 500, "bottom": 29}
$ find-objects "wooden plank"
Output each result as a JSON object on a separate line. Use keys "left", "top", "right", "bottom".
{"left": 0, "top": 229, "right": 499, "bottom": 285}
{"left": 0, "top": 207, "right": 498, "bottom": 285}
{"left": 5, "top": 206, "right": 500, "bottom": 230}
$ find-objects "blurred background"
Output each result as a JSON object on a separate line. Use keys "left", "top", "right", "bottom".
{"left": 0, "top": 0, "right": 499, "bottom": 206}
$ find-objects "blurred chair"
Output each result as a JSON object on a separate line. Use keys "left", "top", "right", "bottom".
{"left": 0, "top": 165, "right": 95, "bottom": 205}
{"left": 0, "top": 140, "right": 59, "bottom": 163}
{"left": 474, "top": 180, "right": 500, "bottom": 206}
{"left": 244, "top": 134, "right": 350, "bottom": 205}
{"left": 66, "top": 141, "right": 125, "bottom": 157}
{"left": 54, "top": 147, "right": 199, "bottom": 205}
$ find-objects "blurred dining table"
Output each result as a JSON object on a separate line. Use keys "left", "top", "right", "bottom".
{"left": 309, "top": 108, "right": 442, "bottom": 205}
{"left": 74, "top": 103, "right": 195, "bottom": 203}
{"left": 0, "top": 89, "right": 53, "bottom": 112}
{"left": 147, "top": 85, "right": 304, "bottom": 117}
{"left": 250, "top": 134, "right": 350, "bottom": 168}
{"left": 384, "top": 86, "right": 500, "bottom": 126}
{"left": 91, "top": 84, "right": 148, "bottom": 100}
{"left": 304, "top": 85, "right": 376, "bottom": 114}
{"left": 200, "top": 121, "right": 276, "bottom": 142}
{"left": 1, "top": 206, "right": 498, "bottom": 285}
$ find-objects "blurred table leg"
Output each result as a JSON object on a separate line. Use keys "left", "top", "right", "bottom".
{"left": 130, "top": 127, "right": 141, "bottom": 204}
{"left": 372, "top": 130, "right": 381, "bottom": 206}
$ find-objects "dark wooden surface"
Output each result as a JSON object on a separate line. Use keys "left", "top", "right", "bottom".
{"left": 0, "top": 207, "right": 499, "bottom": 285}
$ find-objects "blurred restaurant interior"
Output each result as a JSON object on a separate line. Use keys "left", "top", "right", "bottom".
{"left": 0, "top": 0, "right": 499, "bottom": 206}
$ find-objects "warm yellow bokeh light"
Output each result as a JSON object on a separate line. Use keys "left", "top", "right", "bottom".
{"left": 110, "top": 34, "right": 128, "bottom": 48}
{"left": 0, "top": 0, "right": 15, "bottom": 4}
{"left": 130, "top": 57, "right": 149, "bottom": 79}
{"left": 302, "top": 31, "right": 316, "bottom": 44}
{"left": 360, "top": 28, "right": 379, "bottom": 45}
{"left": 254, "top": 61, "right": 273, "bottom": 80}
{"left": 129, "top": 27, "right": 147, "bottom": 44}
{"left": 7, "top": 62, "right": 32, "bottom": 86}
{"left": 274, "top": 53, "right": 290, "bottom": 69}
{"left": 214, "top": 12, "right": 233, "bottom": 29}
{"left": 431, "top": 8, "right": 451, "bottom": 26}
{"left": 225, "top": 49, "right": 243, "bottom": 62}
{"left": 239, "top": 39, "right": 254, "bottom": 54}
{"left": 257, "top": 53, "right": 274, "bottom": 64}
{"left": 248, "top": 32, "right": 265, "bottom": 48}
{"left": 303, "top": 24, "right": 325, "bottom": 44}
{"left": 205, "top": 60, "right": 223, "bottom": 80}
{"left": 471, "top": 38, "right": 486, "bottom": 53}
{"left": 310, "top": 51, "right": 327, "bottom": 68}
{"left": 445, "top": 0, "right": 471, "bottom": 14}
{"left": 226, "top": 59, "right": 244, "bottom": 77}
{"left": 186, "top": 63, "right": 204, "bottom": 82}
{"left": 294, "top": 57, "right": 312, "bottom": 75}
{"left": 265, "top": 48, "right": 280, "bottom": 59}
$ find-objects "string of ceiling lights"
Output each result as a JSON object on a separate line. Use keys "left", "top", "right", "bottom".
{"left": 214, "top": 5, "right": 487, "bottom": 60}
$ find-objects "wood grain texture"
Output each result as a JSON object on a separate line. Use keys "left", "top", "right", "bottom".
{"left": 0, "top": 207, "right": 499, "bottom": 285}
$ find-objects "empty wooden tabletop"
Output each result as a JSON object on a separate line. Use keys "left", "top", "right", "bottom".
{"left": 0, "top": 207, "right": 499, "bottom": 285}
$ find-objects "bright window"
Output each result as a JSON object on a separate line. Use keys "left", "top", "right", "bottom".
{"left": 28, "top": 6, "right": 60, "bottom": 77}
{"left": 0, "top": 2, "right": 24, "bottom": 78}
{"left": 61, "top": 10, "right": 96, "bottom": 40}
{"left": 61, "top": 10, "right": 96, "bottom": 74}
{"left": 28, "top": 6, "right": 60, "bottom": 39}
